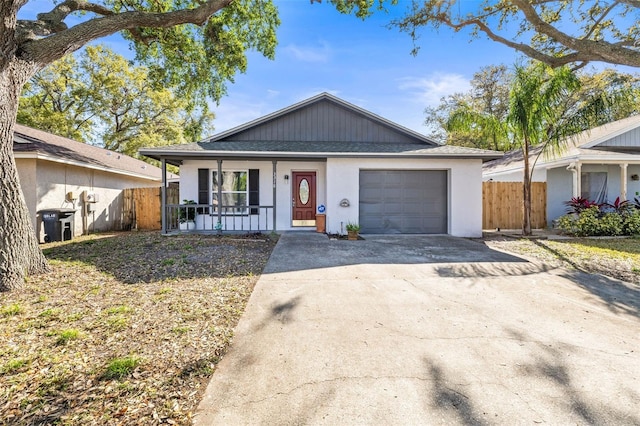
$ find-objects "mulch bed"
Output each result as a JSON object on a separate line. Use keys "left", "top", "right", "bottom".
{"left": 0, "top": 231, "right": 277, "bottom": 425}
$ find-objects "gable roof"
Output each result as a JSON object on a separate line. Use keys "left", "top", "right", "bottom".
{"left": 13, "top": 124, "right": 173, "bottom": 181}
{"left": 483, "top": 115, "right": 640, "bottom": 177}
{"left": 579, "top": 114, "right": 640, "bottom": 151}
{"left": 209, "top": 92, "right": 439, "bottom": 145}
{"left": 140, "top": 93, "right": 502, "bottom": 165}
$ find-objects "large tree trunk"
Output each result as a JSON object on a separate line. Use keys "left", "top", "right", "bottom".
{"left": 0, "top": 62, "right": 50, "bottom": 292}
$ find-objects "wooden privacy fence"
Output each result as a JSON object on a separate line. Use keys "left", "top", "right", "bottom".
{"left": 483, "top": 182, "right": 547, "bottom": 230}
{"left": 122, "top": 187, "right": 179, "bottom": 230}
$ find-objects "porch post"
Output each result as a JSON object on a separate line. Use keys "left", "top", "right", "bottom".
{"left": 217, "top": 159, "right": 223, "bottom": 228}
{"left": 620, "top": 163, "right": 628, "bottom": 201}
{"left": 575, "top": 162, "right": 581, "bottom": 198}
{"left": 161, "top": 158, "right": 167, "bottom": 234}
{"left": 272, "top": 160, "right": 277, "bottom": 232}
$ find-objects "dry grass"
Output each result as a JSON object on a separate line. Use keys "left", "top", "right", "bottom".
{"left": 485, "top": 236, "right": 640, "bottom": 284}
{"left": 0, "top": 231, "right": 277, "bottom": 425}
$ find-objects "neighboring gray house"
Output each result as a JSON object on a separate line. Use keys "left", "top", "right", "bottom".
{"left": 13, "top": 124, "right": 170, "bottom": 241}
{"left": 483, "top": 115, "right": 640, "bottom": 224}
{"left": 140, "top": 93, "right": 501, "bottom": 237}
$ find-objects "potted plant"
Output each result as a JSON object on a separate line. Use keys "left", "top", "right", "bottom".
{"left": 346, "top": 222, "right": 360, "bottom": 240}
{"left": 178, "top": 199, "right": 197, "bottom": 230}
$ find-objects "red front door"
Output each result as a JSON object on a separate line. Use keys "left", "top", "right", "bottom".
{"left": 292, "top": 171, "right": 316, "bottom": 226}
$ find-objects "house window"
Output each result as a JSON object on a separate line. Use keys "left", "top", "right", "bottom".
{"left": 213, "top": 171, "right": 248, "bottom": 214}
{"left": 581, "top": 172, "right": 608, "bottom": 204}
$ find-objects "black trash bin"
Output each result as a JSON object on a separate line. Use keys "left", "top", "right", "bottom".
{"left": 39, "top": 209, "right": 76, "bottom": 243}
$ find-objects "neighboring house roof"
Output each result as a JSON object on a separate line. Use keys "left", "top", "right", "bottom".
{"left": 483, "top": 115, "right": 640, "bottom": 177}
{"left": 140, "top": 93, "right": 502, "bottom": 165}
{"left": 13, "top": 124, "right": 175, "bottom": 181}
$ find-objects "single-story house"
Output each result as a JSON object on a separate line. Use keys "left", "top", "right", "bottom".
{"left": 139, "top": 93, "right": 502, "bottom": 237}
{"left": 13, "top": 124, "right": 172, "bottom": 242}
{"left": 483, "top": 115, "right": 640, "bottom": 224}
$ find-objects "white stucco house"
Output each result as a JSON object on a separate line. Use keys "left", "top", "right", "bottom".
{"left": 139, "top": 93, "right": 501, "bottom": 238}
{"left": 13, "top": 124, "right": 171, "bottom": 242}
{"left": 483, "top": 115, "right": 640, "bottom": 225}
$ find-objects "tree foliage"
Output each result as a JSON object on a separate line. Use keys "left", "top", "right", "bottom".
{"left": 18, "top": 45, "right": 215, "bottom": 159}
{"left": 0, "top": 0, "right": 379, "bottom": 292}
{"left": 445, "top": 62, "right": 628, "bottom": 235}
{"left": 425, "top": 65, "right": 511, "bottom": 150}
{"left": 392, "top": 0, "right": 640, "bottom": 69}
{"left": 426, "top": 65, "right": 640, "bottom": 150}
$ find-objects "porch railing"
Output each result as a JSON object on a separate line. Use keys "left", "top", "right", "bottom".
{"left": 165, "top": 203, "right": 275, "bottom": 233}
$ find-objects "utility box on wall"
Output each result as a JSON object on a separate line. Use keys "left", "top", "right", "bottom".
{"left": 84, "top": 192, "right": 99, "bottom": 203}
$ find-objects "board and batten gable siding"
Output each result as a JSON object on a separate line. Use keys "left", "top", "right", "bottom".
{"left": 218, "top": 100, "right": 428, "bottom": 144}
{"left": 594, "top": 126, "right": 640, "bottom": 150}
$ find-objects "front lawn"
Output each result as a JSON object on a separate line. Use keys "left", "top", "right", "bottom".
{"left": 0, "top": 231, "right": 277, "bottom": 425}
{"left": 486, "top": 236, "right": 640, "bottom": 284}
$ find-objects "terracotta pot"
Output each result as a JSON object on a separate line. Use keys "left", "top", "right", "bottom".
{"left": 347, "top": 230, "right": 358, "bottom": 240}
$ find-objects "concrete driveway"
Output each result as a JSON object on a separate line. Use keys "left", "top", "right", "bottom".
{"left": 195, "top": 232, "right": 640, "bottom": 425}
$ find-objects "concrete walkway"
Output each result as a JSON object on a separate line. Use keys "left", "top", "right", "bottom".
{"left": 195, "top": 232, "right": 640, "bottom": 425}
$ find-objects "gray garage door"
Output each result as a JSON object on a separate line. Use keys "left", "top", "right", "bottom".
{"left": 359, "top": 170, "right": 448, "bottom": 234}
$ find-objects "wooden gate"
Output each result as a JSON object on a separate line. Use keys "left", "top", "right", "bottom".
{"left": 483, "top": 182, "right": 547, "bottom": 230}
{"left": 122, "top": 187, "right": 179, "bottom": 230}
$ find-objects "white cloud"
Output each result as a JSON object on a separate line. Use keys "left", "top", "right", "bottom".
{"left": 209, "top": 97, "right": 271, "bottom": 134}
{"left": 282, "top": 42, "right": 331, "bottom": 63}
{"left": 397, "top": 73, "right": 471, "bottom": 107}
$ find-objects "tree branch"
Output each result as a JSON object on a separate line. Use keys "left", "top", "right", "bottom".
{"left": 17, "top": 0, "right": 233, "bottom": 65}
{"left": 511, "top": 0, "right": 640, "bottom": 67}
{"left": 440, "top": 14, "right": 598, "bottom": 68}
{"left": 583, "top": 1, "right": 619, "bottom": 39}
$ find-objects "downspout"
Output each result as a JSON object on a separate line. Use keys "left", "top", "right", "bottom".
{"left": 161, "top": 158, "right": 167, "bottom": 234}
{"left": 272, "top": 160, "right": 277, "bottom": 232}
{"left": 566, "top": 161, "right": 581, "bottom": 198}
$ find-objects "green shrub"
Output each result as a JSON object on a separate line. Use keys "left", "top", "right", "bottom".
{"left": 623, "top": 210, "right": 640, "bottom": 235}
{"left": 574, "top": 206, "right": 601, "bottom": 236}
{"left": 556, "top": 214, "right": 578, "bottom": 235}
{"left": 557, "top": 205, "right": 640, "bottom": 237}
{"left": 599, "top": 212, "right": 623, "bottom": 236}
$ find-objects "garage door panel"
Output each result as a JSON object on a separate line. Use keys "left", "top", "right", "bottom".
{"left": 359, "top": 170, "right": 447, "bottom": 234}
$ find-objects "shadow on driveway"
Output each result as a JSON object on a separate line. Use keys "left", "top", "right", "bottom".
{"left": 264, "top": 233, "right": 527, "bottom": 274}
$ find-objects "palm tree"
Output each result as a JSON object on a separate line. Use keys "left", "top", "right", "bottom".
{"left": 448, "top": 62, "right": 614, "bottom": 236}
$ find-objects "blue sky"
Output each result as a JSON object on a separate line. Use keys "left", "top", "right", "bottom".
{"left": 18, "top": 1, "right": 540, "bottom": 135}
{"left": 209, "top": 0, "right": 521, "bottom": 134}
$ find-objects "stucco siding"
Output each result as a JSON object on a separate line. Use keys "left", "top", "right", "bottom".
{"left": 16, "top": 158, "right": 38, "bottom": 230}
{"left": 629, "top": 165, "right": 640, "bottom": 199}
{"left": 547, "top": 167, "right": 573, "bottom": 224}
{"left": 483, "top": 167, "right": 546, "bottom": 182}
{"left": 326, "top": 158, "right": 483, "bottom": 238}
{"left": 29, "top": 160, "right": 159, "bottom": 242}
{"left": 180, "top": 158, "right": 483, "bottom": 237}
{"left": 180, "top": 159, "right": 327, "bottom": 232}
